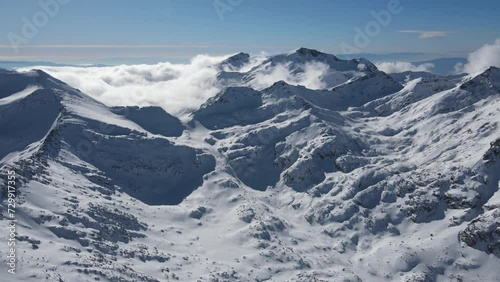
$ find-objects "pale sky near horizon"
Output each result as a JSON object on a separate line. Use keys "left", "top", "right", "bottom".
{"left": 0, "top": 0, "right": 499, "bottom": 64}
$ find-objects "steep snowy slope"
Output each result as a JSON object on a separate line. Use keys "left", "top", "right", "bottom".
{"left": 361, "top": 71, "right": 466, "bottom": 116}
{"left": 0, "top": 70, "right": 215, "bottom": 205}
{"left": 0, "top": 56, "right": 499, "bottom": 282}
{"left": 0, "top": 70, "right": 61, "bottom": 162}
{"left": 110, "top": 106, "right": 185, "bottom": 137}
{"left": 219, "top": 52, "right": 251, "bottom": 72}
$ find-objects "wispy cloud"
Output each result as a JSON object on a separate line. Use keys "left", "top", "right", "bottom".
{"left": 398, "top": 30, "right": 453, "bottom": 39}
{"left": 455, "top": 38, "right": 500, "bottom": 74}
{"left": 376, "top": 61, "right": 435, "bottom": 73}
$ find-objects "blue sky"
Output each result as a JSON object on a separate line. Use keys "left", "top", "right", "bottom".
{"left": 0, "top": 0, "right": 498, "bottom": 64}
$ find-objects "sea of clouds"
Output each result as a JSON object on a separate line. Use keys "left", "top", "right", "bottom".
{"left": 29, "top": 55, "right": 226, "bottom": 117}
{"left": 25, "top": 53, "right": 331, "bottom": 117}
{"left": 20, "top": 39, "right": 500, "bottom": 118}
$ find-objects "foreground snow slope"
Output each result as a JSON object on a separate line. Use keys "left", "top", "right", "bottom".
{"left": 0, "top": 52, "right": 499, "bottom": 282}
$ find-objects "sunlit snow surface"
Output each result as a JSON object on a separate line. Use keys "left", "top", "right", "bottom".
{"left": 1, "top": 51, "right": 499, "bottom": 281}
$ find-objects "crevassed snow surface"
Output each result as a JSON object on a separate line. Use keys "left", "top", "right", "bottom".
{"left": 0, "top": 50, "right": 499, "bottom": 282}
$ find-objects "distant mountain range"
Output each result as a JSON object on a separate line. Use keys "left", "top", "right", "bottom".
{"left": 0, "top": 61, "right": 108, "bottom": 69}
{"left": 338, "top": 53, "right": 467, "bottom": 75}
{"left": 1, "top": 53, "right": 467, "bottom": 76}
{"left": 411, "top": 57, "right": 468, "bottom": 75}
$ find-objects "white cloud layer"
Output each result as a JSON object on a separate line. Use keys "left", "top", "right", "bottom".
{"left": 25, "top": 55, "right": 228, "bottom": 118}
{"left": 375, "top": 62, "right": 435, "bottom": 73}
{"left": 398, "top": 30, "right": 452, "bottom": 39}
{"left": 21, "top": 53, "right": 334, "bottom": 118}
{"left": 457, "top": 38, "right": 500, "bottom": 74}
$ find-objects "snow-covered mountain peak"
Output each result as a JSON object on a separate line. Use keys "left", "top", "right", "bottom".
{"left": 461, "top": 66, "right": 500, "bottom": 91}
{"left": 217, "top": 49, "right": 383, "bottom": 91}
{"left": 219, "top": 52, "right": 251, "bottom": 71}
{"left": 226, "top": 51, "right": 250, "bottom": 61}
{"left": 270, "top": 47, "right": 374, "bottom": 71}
{"left": 197, "top": 86, "right": 262, "bottom": 113}
{"left": 289, "top": 47, "right": 334, "bottom": 59}
{"left": 265, "top": 79, "right": 303, "bottom": 91}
